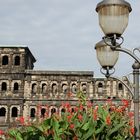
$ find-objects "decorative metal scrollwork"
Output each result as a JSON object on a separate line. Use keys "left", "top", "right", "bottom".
{"left": 103, "top": 34, "right": 124, "bottom": 49}
{"left": 133, "top": 47, "right": 140, "bottom": 57}
{"left": 100, "top": 67, "right": 115, "bottom": 78}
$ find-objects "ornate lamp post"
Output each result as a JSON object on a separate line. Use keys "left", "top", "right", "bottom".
{"left": 95, "top": 0, "right": 140, "bottom": 139}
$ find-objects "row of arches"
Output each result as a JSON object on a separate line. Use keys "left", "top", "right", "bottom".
{"left": 0, "top": 106, "right": 83, "bottom": 120}
{"left": 0, "top": 107, "right": 19, "bottom": 118}
{"left": 97, "top": 82, "right": 123, "bottom": 92}
{"left": 31, "top": 82, "right": 88, "bottom": 94}
{"left": 0, "top": 82, "right": 124, "bottom": 95}
{"left": 29, "top": 106, "right": 86, "bottom": 118}
{"left": 1, "top": 82, "right": 20, "bottom": 92}
{"left": 2, "top": 55, "right": 20, "bottom": 66}
{"left": 31, "top": 81, "right": 124, "bottom": 95}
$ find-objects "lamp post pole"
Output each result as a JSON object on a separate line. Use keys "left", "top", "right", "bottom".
{"left": 133, "top": 62, "right": 140, "bottom": 139}
{"left": 95, "top": 0, "right": 140, "bottom": 139}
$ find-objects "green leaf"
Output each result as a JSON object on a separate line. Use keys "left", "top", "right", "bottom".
{"left": 107, "top": 123, "right": 124, "bottom": 137}
{"left": 82, "top": 118, "right": 94, "bottom": 140}
{"left": 95, "top": 123, "right": 106, "bottom": 135}
{"left": 81, "top": 122, "right": 90, "bottom": 131}
{"left": 39, "top": 136, "right": 46, "bottom": 140}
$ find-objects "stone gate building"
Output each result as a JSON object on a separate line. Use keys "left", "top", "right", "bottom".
{"left": 0, "top": 46, "right": 132, "bottom": 128}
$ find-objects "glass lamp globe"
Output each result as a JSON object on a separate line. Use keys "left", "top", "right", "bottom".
{"left": 95, "top": 40, "right": 119, "bottom": 69}
{"left": 96, "top": 0, "right": 132, "bottom": 37}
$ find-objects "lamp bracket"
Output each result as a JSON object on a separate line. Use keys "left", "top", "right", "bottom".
{"left": 133, "top": 47, "right": 140, "bottom": 57}
{"left": 103, "top": 34, "right": 124, "bottom": 49}
{"left": 100, "top": 67, "right": 115, "bottom": 78}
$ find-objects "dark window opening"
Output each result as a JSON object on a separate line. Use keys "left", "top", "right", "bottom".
{"left": 32, "top": 83, "right": 37, "bottom": 94}
{"left": 0, "top": 107, "right": 6, "bottom": 117}
{"left": 42, "top": 83, "right": 47, "bottom": 93}
{"left": 118, "top": 83, "right": 123, "bottom": 90}
{"left": 83, "top": 108, "right": 86, "bottom": 112}
{"left": 90, "top": 100, "right": 93, "bottom": 103}
{"left": 61, "top": 108, "right": 65, "bottom": 113}
{"left": 51, "top": 108, "right": 56, "bottom": 115}
{"left": 14, "top": 83, "right": 19, "bottom": 91}
{"left": 11, "top": 107, "right": 18, "bottom": 117}
{"left": 62, "top": 84, "right": 68, "bottom": 94}
{"left": 30, "top": 108, "right": 36, "bottom": 118}
{"left": 98, "top": 82, "right": 103, "bottom": 93}
{"left": 113, "top": 97, "right": 116, "bottom": 99}
{"left": 2, "top": 55, "right": 8, "bottom": 65}
{"left": 52, "top": 84, "right": 57, "bottom": 93}
{"left": 82, "top": 84, "right": 87, "bottom": 93}
{"left": 41, "top": 108, "right": 46, "bottom": 117}
{"left": 1, "top": 82, "right": 7, "bottom": 91}
{"left": 71, "top": 108, "right": 75, "bottom": 113}
{"left": 98, "top": 82, "right": 103, "bottom": 88}
{"left": 72, "top": 84, "right": 77, "bottom": 94}
{"left": 14, "top": 56, "right": 20, "bottom": 66}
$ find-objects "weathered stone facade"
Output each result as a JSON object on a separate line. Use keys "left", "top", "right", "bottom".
{"left": 0, "top": 46, "right": 132, "bottom": 129}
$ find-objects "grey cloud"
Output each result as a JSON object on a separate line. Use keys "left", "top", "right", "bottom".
{"left": 0, "top": 0, "right": 139, "bottom": 77}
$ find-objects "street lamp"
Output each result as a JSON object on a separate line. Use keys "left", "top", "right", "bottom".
{"left": 96, "top": 0, "right": 132, "bottom": 37}
{"left": 95, "top": 39, "right": 119, "bottom": 77}
{"left": 95, "top": 0, "right": 140, "bottom": 139}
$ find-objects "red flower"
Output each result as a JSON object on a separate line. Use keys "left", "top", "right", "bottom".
{"left": 67, "top": 115, "right": 72, "bottom": 122}
{"left": 93, "top": 113, "right": 97, "bottom": 121}
{"left": 79, "top": 104, "right": 83, "bottom": 111}
{"left": 122, "top": 99, "right": 129, "bottom": 107}
{"left": 110, "top": 106, "right": 116, "bottom": 111}
{"left": 74, "top": 107, "right": 79, "bottom": 112}
{"left": 87, "top": 101, "right": 93, "bottom": 108}
{"left": 65, "top": 102, "right": 71, "bottom": 109}
{"left": 106, "top": 115, "right": 111, "bottom": 125}
{"left": 128, "top": 112, "right": 134, "bottom": 118}
{"left": 130, "top": 127, "right": 134, "bottom": 135}
{"left": 115, "top": 108, "right": 123, "bottom": 113}
{"left": 70, "top": 123, "right": 74, "bottom": 129}
{"left": 129, "top": 120, "right": 134, "bottom": 127}
{"left": 0, "top": 130, "right": 4, "bottom": 135}
{"left": 19, "top": 116, "right": 25, "bottom": 124}
{"left": 77, "top": 114, "right": 83, "bottom": 121}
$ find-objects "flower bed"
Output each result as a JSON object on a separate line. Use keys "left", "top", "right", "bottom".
{"left": 0, "top": 92, "right": 134, "bottom": 140}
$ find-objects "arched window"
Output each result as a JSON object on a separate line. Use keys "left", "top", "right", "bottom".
{"left": 51, "top": 108, "right": 56, "bottom": 116}
{"left": 98, "top": 82, "right": 103, "bottom": 93}
{"left": 52, "top": 83, "right": 57, "bottom": 94}
{"left": 14, "top": 82, "right": 19, "bottom": 91}
{"left": 11, "top": 107, "right": 18, "bottom": 117}
{"left": 32, "top": 83, "right": 37, "bottom": 94}
{"left": 41, "top": 108, "right": 46, "bottom": 118}
{"left": 82, "top": 84, "right": 87, "bottom": 93}
{"left": 118, "top": 83, "right": 123, "bottom": 90}
{"left": 1, "top": 82, "right": 7, "bottom": 91}
{"left": 42, "top": 83, "right": 47, "bottom": 93}
{"left": 62, "top": 84, "right": 68, "bottom": 94}
{"left": 71, "top": 108, "right": 75, "bottom": 113}
{"left": 61, "top": 108, "right": 65, "bottom": 114}
{"left": 14, "top": 56, "right": 20, "bottom": 66}
{"left": 71, "top": 84, "right": 77, "bottom": 94}
{"left": 2, "top": 55, "right": 8, "bottom": 65}
{"left": 30, "top": 108, "right": 36, "bottom": 118}
{"left": 83, "top": 108, "right": 86, "bottom": 112}
{"left": 0, "top": 107, "right": 6, "bottom": 117}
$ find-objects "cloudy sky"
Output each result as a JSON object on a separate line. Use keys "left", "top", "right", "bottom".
{"left": 0, "top": 0, "right": 140, "bottom": 77}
